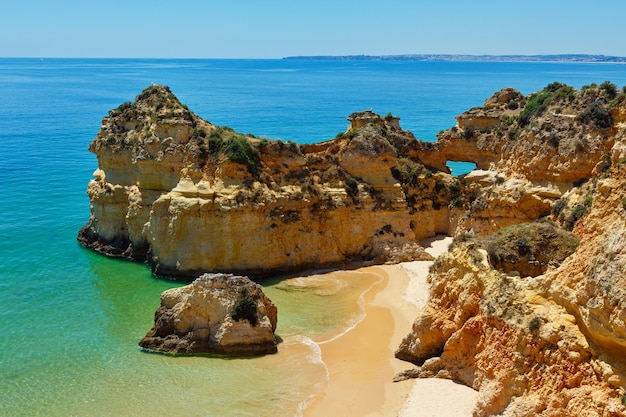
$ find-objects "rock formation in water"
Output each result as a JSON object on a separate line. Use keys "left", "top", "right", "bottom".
{"left": 396, "top": 82, "right": 626, "bottom": 416}
{"left": 78, "top": 85, "right": 452, "bottom": 277}
{"left": 78, "top": 83, "right": 623, "bottom": 278}
{"left": 139, "top": 273, "right": 278, "bottom": 356}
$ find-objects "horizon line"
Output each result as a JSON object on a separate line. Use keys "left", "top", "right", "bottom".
{"left": 1, "top": 53, "right": 625, "bottom": 63}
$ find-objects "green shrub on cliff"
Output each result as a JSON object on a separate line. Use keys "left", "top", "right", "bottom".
{"left": 111, "top": 101, "right": 133, "bottom": 115}
{"left": 192, "top": 128, "right": 209, "bottom": 158}
{"left": 529, "top": 316, "right": 542, "bottom": 332}
{"left": 344, "top": 177, "right": 359, "bottom": 196}
{"left": 478, "top": 221, "right": 580, "bottom": 277}
{"left": 544, "top": 82, "right": 567, "bottom": 93}
{"left": 600, "top": 81, "right": 618, "bottom": 99}
{"left": 577, "top": 101, "right": 613, "bottom": 128}
{"left": 435, "top": 180, "right": 446, "bottom": 193}
{"left": 222, "top": 135, "right": 260, "bottom": 175}
{"left": 565, "top": 204, "right": 588, "bottom": 230}
{"left": 232, "top": 295, "right": 258, "bottom": 326}
{"left": 518, "top": 90, "right": 553, "bottom": 126}
{"left": 552, "top": 198, "right": 567, "bottom": 216}
{"left": 554, "top": 85, "right": 575, "bottom": 102}
{"left": 391, "top": 158, "right": 422, "bottom": 185}
{"left": 206, "top": 130, "right": 224, "bottom": 155}
{"left": 193, "top": 126, "right": 260, "bottom": 174}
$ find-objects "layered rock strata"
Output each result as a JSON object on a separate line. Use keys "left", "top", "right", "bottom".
{"left": 139, "top": 273, "right": 278, "bottom": 356}
{"left": 78, "top": 87, "right": 444, "bottom": 277}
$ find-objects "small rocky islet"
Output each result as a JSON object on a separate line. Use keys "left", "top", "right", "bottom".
{"left": 139, "top": 273, "right": 278, "bottom": 356}
{"left": 79, "top": 82, "right": 626, "bottom": 415}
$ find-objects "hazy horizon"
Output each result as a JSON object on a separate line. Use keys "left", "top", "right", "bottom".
{"left": 2, "top": 0, "right": 626, "bottom": 59}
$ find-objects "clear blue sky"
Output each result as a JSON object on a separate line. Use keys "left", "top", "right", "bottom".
{"left": 2, "top": 0, "right": 625, "bottom": 58}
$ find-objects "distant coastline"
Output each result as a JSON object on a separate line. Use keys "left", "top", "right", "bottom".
{"left": 283, "top": 54, "right": 626, "bottom": 63}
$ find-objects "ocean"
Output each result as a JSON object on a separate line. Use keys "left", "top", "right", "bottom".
{"left": 1, "top": 58, "right": 625, "bottom": 416}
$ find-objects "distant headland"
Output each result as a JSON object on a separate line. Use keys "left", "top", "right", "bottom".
{"left": 283, "top": 54, "right": 626, "bottom": 63}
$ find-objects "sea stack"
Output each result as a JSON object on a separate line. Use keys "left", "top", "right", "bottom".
{"left": 139, "top": 273, "right": 278, "bottom": 356}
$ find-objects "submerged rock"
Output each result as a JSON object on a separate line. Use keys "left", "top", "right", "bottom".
{"left": 139, "top": 273, "right": 278, "bottom": 356}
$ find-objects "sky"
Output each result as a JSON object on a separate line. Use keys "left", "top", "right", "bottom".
{"left": 2, "top": 0, "right": 626, "bottom": 58}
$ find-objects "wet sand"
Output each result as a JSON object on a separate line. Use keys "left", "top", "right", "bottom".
{"left": 303, "top": 265, "right": 419, "bottom": 416}
{"left": 303, "top": 236, "right": 478, "bottom": 417}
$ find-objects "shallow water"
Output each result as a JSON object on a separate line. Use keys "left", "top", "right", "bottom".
{"left": 2, "top": 259, "right": 378, "bottom": 416}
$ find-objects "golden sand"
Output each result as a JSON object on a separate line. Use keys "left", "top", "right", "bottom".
{"left": 303, "top": 236, "right": 478, "bottom": 417}
{"left": 303, "top": 266, "right": 417, "bottom": 416}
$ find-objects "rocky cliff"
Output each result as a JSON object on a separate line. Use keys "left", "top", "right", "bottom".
{"left": 79, "top": 83, "right": 626, "bottom": 276}
{"left": 78, "top": 86, "right": 451, "bottom": 277}
{"left": 79, "top": 83, "right": 624, "bottom": 277}
{"left": 139, "top": 273, "right": 278, "bottom": 356}
{"left": 396, "top": 82, "right": 626, "bottom": 416}
{"left": 81, "top": 82, "right": 626, "bottom": 413}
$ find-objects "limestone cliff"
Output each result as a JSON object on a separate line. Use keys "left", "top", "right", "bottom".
{"left": 395, "top": 241, "right": 625, "bottom": 416}
{"left": 139, "top": 273, "right": 278, "bottom": 356}
{"left": 79, "top": 83, "right": 626, "bottom": 278}
{"left": 395, "top": 86, "right": 626, "bottom": 415}
{"left": 414, "top": 82, "right": 622, "bottom": 235}
{"left": 78, "top": 86, "right": 445, "bottom": 277}
{"left": 80, "top": 82, "right": 626, "bottom": 413}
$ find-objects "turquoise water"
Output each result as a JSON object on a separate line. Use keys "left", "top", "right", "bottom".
{"left": 1, "top": 58, "right": 626, "bottom": 416}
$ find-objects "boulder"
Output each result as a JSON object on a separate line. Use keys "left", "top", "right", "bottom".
{"left": 139, "top": 273, "right": 278, "bottom": 356}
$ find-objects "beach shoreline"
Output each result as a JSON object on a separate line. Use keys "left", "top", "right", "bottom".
{"left": 302, "top": 236, "right": 478, "bottom": 417}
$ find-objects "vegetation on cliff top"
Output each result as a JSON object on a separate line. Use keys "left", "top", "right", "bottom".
{"left": 231, "top": 289, "right": 258, "bottom": 326}
{"left": 109, "top": 84, "right": 195, "bottom": 124}
{"left": 453, "top": 220, "right": 580, "bottom": 277}
{"left": 91, "top": 82, "right": 623, "bottom": 254}
{"left": 517, "top": 80, "right": 622, "bottom": 128}
{"left": 193, "top": 126, "right": 261, "bottom": 175}
{"left": 85, "top": 82, "right": 626, "bottom": 415}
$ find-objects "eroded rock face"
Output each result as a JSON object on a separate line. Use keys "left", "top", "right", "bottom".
{"left": 78, "top": 87, "right": 438, "bottom": 277}
{"left": 396, "top": 141, "right": 626, "bottom": 415}
{"left": 82, "top": 82, "right": 626, "bottom": 414}
{"left": 470, "top": 220, "right": 580, "bottom": 277}
{"left": 79, "top": 83, "right": 625, "bottom": 277}
{"left": 543, "top": 167, "right": 626, "bottom": 358}
{"left": 395, "top": 242, "right": 626, "bottom": 416}
{"left": 440, "top": 85, "right": 618, "bottom": 184}
{"left": 139, "top": 273, "right": 278, "bottom": 356}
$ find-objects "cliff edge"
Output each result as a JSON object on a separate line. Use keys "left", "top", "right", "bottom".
{"left": 78, "top": 86, "right": 453, "bottom": 277}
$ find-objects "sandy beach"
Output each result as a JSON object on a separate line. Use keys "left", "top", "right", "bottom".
{"left": 303, "top": 236, "right": 478, "bottom": 417}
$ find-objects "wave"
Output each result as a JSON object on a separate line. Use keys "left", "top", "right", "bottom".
{"left": 317, "top": 270, "right": 384, "bottom": 345}
{"left": 292, "top": 335, "right": 328, "bottom": 417}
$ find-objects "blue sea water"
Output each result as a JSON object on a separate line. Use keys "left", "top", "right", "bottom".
{"left": 1, "top": 58, "right": 626, "bottom": 416}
